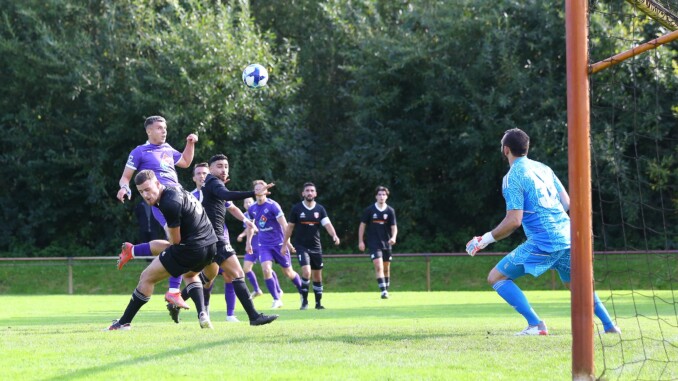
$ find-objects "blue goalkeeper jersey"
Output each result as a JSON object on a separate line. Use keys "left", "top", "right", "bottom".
{"left": 502, "top": 157, "right": 570, "bottom": 253}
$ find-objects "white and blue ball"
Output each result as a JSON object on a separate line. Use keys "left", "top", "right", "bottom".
{"left": 242, "top": 64, "right": 268, "bottom": 88}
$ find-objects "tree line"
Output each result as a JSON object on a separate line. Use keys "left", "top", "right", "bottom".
{"left": 0, "top": 0, "right": 675, "bottom": 256}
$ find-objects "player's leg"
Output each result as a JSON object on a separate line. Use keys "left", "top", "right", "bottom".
{"left": 149, "top": 206, "right": 185, "bottom": 295}
{"left": 221, "top": 271, "right": 238, "bottom": 322}
{"left": 297, "top": 249, "right": 311, "bottom": 309}
{"left": 310, "top": 253, "right": 325, "bottom": 309}
{"left": 383, "top": 250, "right": 392, "bottom": 294}
{"left": 275, "top": 249, "right": 303, "bottom": 295}
{"left": 243, "top": 254, "right": 263, "bottom": 298}
{"left": 220, "top": 255, "right": 277, "bottom": 325}
{"left": 371, "top": 251, "right": 387, "bottom": 298}
{"left": 260, "top": 249, "right": 282, "bottom": 307}
{"left": 489, "top": 248, "right": 546, "bottom": 336}
{"left": 107, "top": 256, "right": 170, "bottom": 330}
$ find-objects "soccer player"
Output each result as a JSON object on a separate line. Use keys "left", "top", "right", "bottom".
{"left": 465, "top": 128, "right": 620, "bottom": 336}
{"left": 246, "top": 180, "right": 304, "bottom": 309}
{"left": 107, "top": 170, "right": 216, "bottom": 330}
{"left": 237, "top": 197, "right": 265, "bottom": 298}
{"left": 171, "top": 155, "right": 278, "bottom": 326}
{"left": 358, "top": 186, "right": 398, "bottom": 299}
{"left": 283, "top": 182, "right": 340, "bottom": 310}
{"left": 115, "top": 115, "right": 197, "bottom": 309}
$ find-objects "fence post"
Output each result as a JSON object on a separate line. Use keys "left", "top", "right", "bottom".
{"left": 426, "top": 255, "right": 431, "bottom": 292}
{"left": 68, "top": 257, "right": 73, "bottom": 295}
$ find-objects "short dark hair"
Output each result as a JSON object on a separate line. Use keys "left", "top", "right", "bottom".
{"left": 501, "top": 128, "right": 530, "bottom": 157}
{"left": 134, "top": 169, "right": 156, "bottom": 185}
{"left": 208, "top": 154, "right": 228, "bottom": 166}
{"left": 375, "top": 186, "right": 389, "bottom": 196}
{"left": 144, "top": 116, "right": 166, "bottom": 129}
{"left": 303, "top": 182, "right": 315, "bottom": 190}
{"left": 193, "top": 162, "right": 208, "bottom": 174}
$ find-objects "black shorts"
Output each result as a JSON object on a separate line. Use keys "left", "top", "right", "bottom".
{"left": 296, "top": 247, "right": 323, "bottom": 270}
{"left": 159, "top": 243, "right": 217, "bottom": 278}
{"left": 369, "top": 249, "right": 392, "bottom": 262}
{"left": 214, "top": 242, "right": 237, "bottom": 265}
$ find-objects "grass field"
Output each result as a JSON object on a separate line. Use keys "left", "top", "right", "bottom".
{"left": 3, "top": 291, "right": 674, "bottom": 381}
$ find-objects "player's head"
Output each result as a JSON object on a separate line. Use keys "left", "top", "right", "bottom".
{"left": 134, "top": 169, "right": 162, "bottom": 206}
{"left": 192, "top": 162, "right": 209, "bottom": 189}
{"left": 243, "top": 197, "right": 254, "bottom": 209}
{"left": 208, "top": 154, "right": 229, "bottom": 183}
{"left": 144, "top": 116, "right": 167, "bottom": 145}
{"left": 501, "top": 128, "right": 529, "bottom": 159}
{"left": 252, "top": 179, "right": 267, "bottom": 202}
{"left": 375, "top": 185, "right": 389, "bottom": 204}
{"left": 302, "top": 182, "right": 316, "bottom": 202}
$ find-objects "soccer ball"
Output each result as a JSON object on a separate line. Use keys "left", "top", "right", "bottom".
{"left": 242, "top": 64, "right": 268, "bottom": 88}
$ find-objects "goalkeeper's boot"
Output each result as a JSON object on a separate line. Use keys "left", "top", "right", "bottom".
{"left": 605, "top": 326, "right": 622, "bottom": 334}
{"left": 198, "top": 311, "right": 213, "bottom": 329}
{"left": 165, "top": 291, "right": 190, "bottom": 309}
{"left": 515, "top": 321, "right": 548, "bottom": 336}
{"left": 117, "top": 242, "right": 134, "bottom": 270}
{"left": 250, "top": 313, "right": 279, "bottom": 326}
{"left": 167, "top": 303, "right": 181, "bottom": 323}
{"left": 105, "top": 319, "right": 131, "bottom": 331}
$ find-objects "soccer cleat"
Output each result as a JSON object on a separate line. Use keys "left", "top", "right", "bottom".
{"left": 250, "top": 290, "right": 264, "bottom": 299}
{"left": 250, "top": 313, "right": 279, "bottom": 326}
{"left": 117, "top": 242, "right": 134, "bottom": 270}
{"left": 167, "top": 303, "right": 181, "bottom": 323}
{"left": 165, "top": 291, "right": 190, "bottom": 309}
{"left": 271, "top": 299, "right": 283, "bottom": 309}
{"left": 300, "top": 301, "right": 308, "bottom": 310}
{"left": 315, "top": 303, "right": 325, "bottom": 310}
{"left": 381, "top": 291, "right": 389, "bottom": 299}
{"left": 605, "top": 326, "right": 622, "bottom": 334}
{"left": 515, "top": 321, "right": 548, "bottom": 336}
{"left": 226, "top": 315, "right": 240, "bottom": 323}
{"left": 105, "top": 319, "right": 131, "bottom": 331}
{"left": 199, "top": 312, "right": 213, "bottom": 329}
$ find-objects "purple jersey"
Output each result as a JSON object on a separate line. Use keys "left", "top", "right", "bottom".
{"left": 247, "top": 199, "right": 284, "bottom": 247}
{"left": 126, "top": 142, "right": 182, "bottom": 186}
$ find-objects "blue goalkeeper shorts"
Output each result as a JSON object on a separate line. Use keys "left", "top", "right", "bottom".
{"left": 496, "top": 241, "right": 571, "bottom": 282}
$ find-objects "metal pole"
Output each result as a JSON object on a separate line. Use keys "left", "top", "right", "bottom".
{"left": 68, "top": 257, "right": 73, "bottom": 295}
{"left": 426, "top": 255, "right": 431, "bottom": 292}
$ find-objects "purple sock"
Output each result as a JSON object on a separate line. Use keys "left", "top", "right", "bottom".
{"left": 265, "top": 277, "right": 280, "bottom": 300}
{"left": 246, "top": 271, "right": 260, "bottom": 292}
{"left": 225, "top": 283, "right": 236, "bottom": 316}
{"left": 292, "top": 273, "right": 303, "bottom": 293}
{"left": 168, "top": 276, "right": 182, "bottom": 290}
{"left": 271, "top": 271, "right": 283, "bottom": 294}
{"left": 133, "top": 243, "right": 151, "bottom": 257}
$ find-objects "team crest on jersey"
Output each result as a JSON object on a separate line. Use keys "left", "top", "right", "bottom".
{"left": 314, "top": 212, "right": 320, "bottom": 219}
{"left": 159, "top": 152, "right": 174, "bottom": 170}
{"left": 258, "top": 215, "right": 268, "bottom": 228}
{"left": 383, "top": 214, "right": 388, "bottom": 220}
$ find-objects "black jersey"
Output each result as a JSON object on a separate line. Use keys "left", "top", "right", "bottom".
{"left": 156, "top": 186, "right": 218, "bottom": 249}
{"left": 360, "top": 203, "right": 397, "bottom": 251}
{"left": 289, "top": 202, "right": 329, "bottom": 251}
{"left": 201, "top": 174, "right": 255, "bottom": 244}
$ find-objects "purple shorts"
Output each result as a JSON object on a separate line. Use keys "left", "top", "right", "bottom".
{"left": 258, "top": 246, "right": 291, "bottom": 268}
{"left": 243, "top": 252, "right": 258, "bottom": 263}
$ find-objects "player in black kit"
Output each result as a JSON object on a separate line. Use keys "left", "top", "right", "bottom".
{"left": 107, "top": 170, "right": 217, "bottom": 330}
{"left": 283, "top": 183, "right": 340, "bottom": 310}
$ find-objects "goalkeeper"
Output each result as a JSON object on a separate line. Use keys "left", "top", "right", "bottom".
{"left": 466, "top": 128, "right": 620, "bottom": 336}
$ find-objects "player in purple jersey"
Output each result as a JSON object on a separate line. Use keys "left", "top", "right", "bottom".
{"left": 465, "top": 128, "right": 619, "bottom": 336}
{"left": 284, "top": 182, "right": 340, "bottom": 310}
{"left": 107, "top": 170, "right": 217, "bottom": 330}
{"left": 115, "top": 115, "right": 198, "bottom": 310}
{"left": 246, "top": 180, "right": 304, "bottom": 309}
{"left": 237, "top": 197, "right": 266, "bottom": 298}
{"left": 358, "top": 186, "right": 398, "bottom": 299}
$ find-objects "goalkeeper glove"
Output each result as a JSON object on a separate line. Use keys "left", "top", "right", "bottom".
{"left": 465, "top": 232, "right": 496, "bottom": 256}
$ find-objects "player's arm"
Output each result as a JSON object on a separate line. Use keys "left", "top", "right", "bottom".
{"left": 283, "top": 222, "right": 296, "bottom": 253}
{"left": 228, "top": 204, "right": 257, "bottom": 233}
{"left": 116, "top": 167, "right": 135, "bottom": 202}
{"left": 277, "top": 214, "right": 294, "bottom": 252}
{"left": 245, "top": 223, "right": 254, "bottom": 253}
{"left": 389, "top": 224, "right": 398, "bottom": 246}
{"left": 358, "top": 222, "right": 366, "bottom": 252}
{"left": 167, "top": 226, "right": 181, "bottom": 245}
{"left": 321, "top": 218, "right": 340, "bottom": 245}
{"left": 175, "top": 133, "right": 198, "bottom": 168}
{"left": 466, "top": 209, "right": 523, "bottom": 256}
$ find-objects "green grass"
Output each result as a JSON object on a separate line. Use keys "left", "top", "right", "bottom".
{"left": 1, "top": 292, "right": 676, "bottom": 380}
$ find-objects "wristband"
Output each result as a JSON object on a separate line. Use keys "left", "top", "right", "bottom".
{"left": 481, "top": 231, "right": 496, "bottom": 245}
{"left": 121, "top": 184, "right": 132, "bottom": 196}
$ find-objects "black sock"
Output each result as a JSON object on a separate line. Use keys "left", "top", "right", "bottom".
{"left": 186, "top": 282, "right": 205, "bottom": 315}
{"left": 180, "top": 287, "right": 189, "bottom": 301}
{"left": 384, "top": 276, "right": 390, "bottom": 290}
{"left": 377, "top": 277, "right": 386, "bottom": 292}
{"left": 119, "top": 288, "right": 150, "bottom": 325}
{"left": 301, "top": 277, "right": 310, "bottom": 303}
{"left": 313, "top": 281, "right": 323, "bottom": 304}
{"left": 232, "top": 277, "right": 260, "bottom": 320}
{"left": 203, "top": 283, "right": 213, "bottom": 308}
